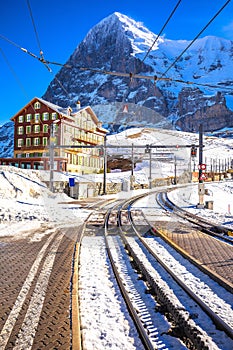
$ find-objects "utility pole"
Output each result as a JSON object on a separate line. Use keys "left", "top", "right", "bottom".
{"left": 174, "top": 155, "right": 177, "bottom": 185}
{"left": 197, "top": 124, "right": 205, "bottom": 208}
{"left": 149, "top": 148, "right": 152, "bottom": 189}
{"left": 145, "top": 145, "right": 152, "bottom": 189}
{"left": 49, "top": 120, "right": 60, "bottom": 193}
{"left": 103, "top": 135, "right": 107, "bottom": 195}
{"left": 130, "top": 143, "right": 135, "bottom": 190}
{"left": 49, "top": 123, "right": 55, "bottom": 193}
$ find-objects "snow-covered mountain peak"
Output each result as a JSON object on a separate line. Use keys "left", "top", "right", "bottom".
{"left": 191, "top": 35, "right": 233, "bottom": 52}
{"left": 43, "top": 12, "right": 233, "bottom": 134}
{"left": 82, "top": 11, "right": 162, "bottom": 57}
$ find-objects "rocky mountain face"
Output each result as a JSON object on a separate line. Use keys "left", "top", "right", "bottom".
{"left": 43, "top": 12, "right": 233, "bottom": 132}
{"left": 176, "top": 89, "right": 233, "bottom": 131}
{"left": 0, "top": 122, "right": 14, "bottom": 158}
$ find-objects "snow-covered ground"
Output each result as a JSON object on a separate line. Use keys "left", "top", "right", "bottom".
{"left": 78, "top": 191, "right": 233, "bottom": 350}
{"left": 1, "top": 127, "right": 233, "bottom": 235}
{"left": 1, "top": 127, "right": 233, "bottom": 349}
{"left": 0, "top": 166, "right": 90, "bottom": 239}
{"left": 1, "top": 166, "right": 232, "bottom": 238}
{"left": 169, "top": 181, "right": 233, "bottom": 230}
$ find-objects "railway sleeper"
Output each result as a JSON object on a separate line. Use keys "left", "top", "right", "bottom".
{"left": 126, "top": 240, "right": 220, "bottom": 350}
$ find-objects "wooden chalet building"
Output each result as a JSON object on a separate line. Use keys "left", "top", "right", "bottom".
{"left": 0, "top": 97, "right": 108, "bottom": 173}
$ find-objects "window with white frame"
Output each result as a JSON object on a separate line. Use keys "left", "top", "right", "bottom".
{"left": 18, "top": 126, "right": 24, "bottom": 135}
{"left": 51, "top": 112, "right": 57, "bottom": 120}
{"left": 18, "top": 115, "right": 24, "bottom": 123}
{"left": 34, "top": 113, "right": 40, "bottom": 123}
{"left": 17, "top": 139, "right": 23, "bottom": 147}
{"left": 34, "top": 101, "right": 41, "bottom": 109}
{"left": 42, "top": 112, "right": 49, "bottom": 121}
{"left": 34, "top": 125, "right": 40, "bottom": 133}
{"left": 26, "top": 114, "right": 32, "bottom": 122}
{"left": 34, "top": 138, "right": 40, "bottom": 146}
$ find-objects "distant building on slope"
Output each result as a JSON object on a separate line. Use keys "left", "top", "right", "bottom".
{"left": 0, "top": 97, "right": 108, "bottom": 173}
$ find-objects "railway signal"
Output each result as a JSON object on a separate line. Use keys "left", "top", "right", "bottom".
{"left": 191, "top": 145, "right": 197, "bottom": 157}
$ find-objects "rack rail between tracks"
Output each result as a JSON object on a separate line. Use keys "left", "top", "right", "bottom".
{"left": 75, "top": 192, "right": 233, "bottom": 349}
{"left": 122, "top": 195, "right": 233, "bottom": 342}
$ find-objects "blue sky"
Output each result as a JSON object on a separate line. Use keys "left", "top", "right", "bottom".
{"left": 1, "top": 0, "right": 233, "bottom": 125}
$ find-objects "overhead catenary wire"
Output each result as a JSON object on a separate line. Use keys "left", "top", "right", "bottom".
{"left": 142, "top": 0, "right": 182, "bottom": 63}
{"left": 0, "top": 47, "right": 48, "bottom": 124}
{"left": 124, "top": 0, "right": 183, "bottom": 111}
{"left": 0, "top": 2, "right": 60, "bottom": 125}
{"left": 0, "top": 33, "right": 232, "bottom": 91}
{"left": 26, "top": 0, "right": 45, "bottom": 61}
{"left": 160, "top": 0, "right": 232, "bottom": 77}
{"left": 119, "top": 1, "right": 183, "bottom": 111}
{"left": 0, "top": 34, "right": 54, "bottom": 71}
{"left": 1, "top": 0, "right": 232, "bottom": 99}
{"left": 0, "top": 47, "right": 28, "bottom": 97}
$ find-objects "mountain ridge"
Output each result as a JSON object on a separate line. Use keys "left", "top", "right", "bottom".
{"left": 37, "top": 12, "right": 233, "bottom": 132}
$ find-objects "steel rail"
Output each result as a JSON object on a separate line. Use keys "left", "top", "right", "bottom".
{"left": 103, "top": 201, "right": 156, "bottom": 350}
{"left": 156, "top": 191, "right": 233, "bottom": 244}
{"left": 70, "top": 197, "right": 119, "bottom": 349}
{"left": 126, "top": 195, "right": 233, "bottom": 341}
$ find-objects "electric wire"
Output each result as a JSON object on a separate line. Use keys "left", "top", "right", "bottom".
{"left": 0, "top": 34, "right": 53, "bottom": 70}
{"left": 1, "top": 33, "right": 232, "bottom": 91}
{"left": 0, "top": 47, "right": 28, "bottom": 98}
{"left": 116, "top": 1, "right": 183, "bottom": 116}
{"left": 160, "top": 0, "right": 232, "bottom": 77}
{"left": 0, "top": 47, "right": 45, "bottom": 124}
{"left": 142, "top": 0, "right": 182, "bottom": 63}
{"left": 26, "top": 0, "right": 44, "bottom": 61}
{"left": 0, "top": 33, "right": 227, "bottom": 90}
{"left": 26, "top": 0, "right": 77, "bottom": 102}
{"left": 0, "top": 0, "right": 232, "bottom": 109}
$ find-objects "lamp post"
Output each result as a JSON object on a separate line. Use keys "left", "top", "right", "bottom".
{"left": 197, "top": 124, "right": 205, "bottom": 208}
{"left": 174, "top": 155, "right": 177, "bottom": 185}
{"left": 102, "top": 134, "right": 107, "bottom": 195}
{"left": 130, "top": 143, "right": 135, "bottom": 190}
{"left": 145, "top": 145, "right": 152, "bottom": 189}
{"left": 49, "top": 120, "right": 59, "bottom": 193}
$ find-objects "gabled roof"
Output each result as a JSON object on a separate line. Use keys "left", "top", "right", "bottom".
{"left": 10, "top": 97, "right": 66, "bottom": 120}
{"left": 11, "top": 97, "right": 95, "bottom": 120}
{"left": 37, "top": 97, "right": 69, "bottom": 115}
{"left": 10, "top": 97, "right": 108, "bottom": 133}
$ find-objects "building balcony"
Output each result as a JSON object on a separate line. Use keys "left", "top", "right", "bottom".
{"left": 16, "top": 145, "right": 48, "bottom": 151}
{"left": 72, "top": 137, "right": 102, "bottom": 146}
{"left": 28, "top": 132, "right": 49, "bottom": 137}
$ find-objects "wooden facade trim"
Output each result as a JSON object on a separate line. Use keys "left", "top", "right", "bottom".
{"left": 4, "top": 97, "right": 108, "bottom": 173}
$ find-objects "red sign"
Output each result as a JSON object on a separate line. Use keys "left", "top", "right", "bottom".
{"left": 199, "top": 173, "right": 207, "bottom": 181}
{"left": 198, "top": 164, "right": 206, "bottom": 170}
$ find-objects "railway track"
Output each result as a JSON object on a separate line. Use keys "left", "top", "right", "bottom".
{"left": 1, "top": 193, "right": 231, "bottom": 349}
{"left": 153, "top": 190, "right": 233, "bottom": 290}
{"left": 156, "top": 191, "right": 233, "bottom": 243}
{"left": 77, "top": 193, "right": 233, "bottom": 350}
